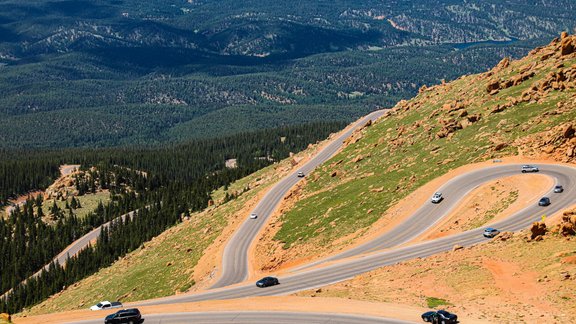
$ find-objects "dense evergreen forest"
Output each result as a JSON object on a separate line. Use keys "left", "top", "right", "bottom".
{"left": 0, "top": 121, "right": 344, "bottom": 313}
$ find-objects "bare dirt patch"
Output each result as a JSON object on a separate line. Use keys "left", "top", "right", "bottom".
{"left": 295, "top": 233, "right": 576, "bottom": 323}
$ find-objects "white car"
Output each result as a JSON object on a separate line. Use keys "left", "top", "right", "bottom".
{"left": 90, "top": 301, "right": 122, "bottom": 311}
{"left": 297, "top": 171, "right": 305, "bottom": 177}
{"left": 431, "top": 192, "right": 443, "bottom": 203}
{"left": 521, "top": 165, "right": 539, "bottom": 173}
{"left": 249, "top": 213, "right": 257, "bottom": 219}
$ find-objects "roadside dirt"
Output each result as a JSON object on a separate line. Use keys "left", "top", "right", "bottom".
{"left": 12, "top": 296, "right": 490, "bottom": 324}
{"left": 295, "top": 232, "right": 576, "bottom": 323}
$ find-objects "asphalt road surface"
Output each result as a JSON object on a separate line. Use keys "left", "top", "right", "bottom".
{"left": 212, "top": 110, "right": 387, "bottom": 288}
{"left": 67, "top": 311, "right": 416, "bottom": 324}
{"left": 295, "top": 163, "right": 575, "bottom": 270}
{"left": 134, "top": 163, "right": 576, "bottom": 306}
{"left": 0, "top": 210, "right": 137, "bottom": 300}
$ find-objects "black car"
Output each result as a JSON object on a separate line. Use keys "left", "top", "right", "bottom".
{"left": 538, "top": 197, "right": 551, "bottom": 206}
{"left": 105, "top": 308, "right": 142, "bottom": 324}
{"left": 256, "top": 276, "right": 279, "bottom": 288}
{"left": 421, "top": 310, "right": 458, "bottom": 323}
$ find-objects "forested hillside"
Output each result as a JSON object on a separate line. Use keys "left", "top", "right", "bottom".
{"left": 0, "top": 121, "right": 343, "bottom": 313}
{"left": 1, "top": 0, "right": 574, "bottom": 147}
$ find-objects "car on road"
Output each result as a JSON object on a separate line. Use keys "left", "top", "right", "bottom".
{"left": 421, "top": 310, "right": 458, "bottom": 323}
{"left": 104, "top": 308, "right": 142, "bottom": 324}
{"left": 538, "top": 197, "right": 551, "bottom": 206}
{"left": 90, "top": 300, "right": 122, "bottom": 311}
{"left": 554, "top": 185, "right": 564, "bottom": 193}
{"left": 483, "top": 227, "right": 500, "bottom": 238}
{"left": 297, "top": 171, "right": 305, "bottom": 177}
{"left": 249, "top": 213, "right": 257, "bottom": 219}
{"left": 521, "top": 165, "right": 539, "bottom": 173}
{"left": 256, "top": 276, "right": 279, "bottom": 288}
{"left": 431, "top": 192, "right": 443, "bottom": 203}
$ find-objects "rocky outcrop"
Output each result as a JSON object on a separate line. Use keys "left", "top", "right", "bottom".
{"left": 530, "top": 222, "right": 547, "bottom": 240}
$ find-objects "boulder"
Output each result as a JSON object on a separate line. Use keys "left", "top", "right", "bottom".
{"left": 494, "top": 143, "right": 508, "bottom": 151}
{"left": 562, "top": 124, "right": 575, "bottom": 138}
{"left": 530, "top": 221, "right": 547, "bottom": 239}
{"left": 561, "top": 31, "right": 569, "bottom": 39}
{"left": 0, "top": 313, "right": 10, "bottom": 322}
{"left": 561, "top": 37, "right": 574, "bottom": 56}
{"left": 486, "top": 80, "right": 500, "bottom": 93}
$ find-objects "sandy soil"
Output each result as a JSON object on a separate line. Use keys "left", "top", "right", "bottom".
{"left": 13, "top": 296, "right": 492, "bottom": 324}
{"left": 295, "top": 232, "right": 576, "bottom": 323}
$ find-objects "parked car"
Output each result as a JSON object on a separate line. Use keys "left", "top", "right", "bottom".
{"left": 256, "top": 276, "right": 279, "bottom": 288}
{"left": 483, "top": 227, "right": 500, "bottom": 238}
{"left": 437, "top": 310, "right": 458, "bottom": 323}
{"left": 421, "top": 310, "right": 458, "bottom": 323}
{"left": 538, "top": 197, "right": 551, "bottom": 206}
{"left": 431, "top": 192, "right": 443, "bottom": 203}
{"left": 554, "top": 185, "right": 564, "bottom": 193}
{"left": 90, "top": 300, "right": 122, "bottom": 311}
{"left": 521, "top": 165, "right": 539, "bottom": 173}
{"left": 249, "top": 213, "right": 258, "bottom": 219}
{"left": 297, "top": 171, "right": 305, "bottom": 177}
{"left": 104, "top": 308, "right": 142, "bottom": 324}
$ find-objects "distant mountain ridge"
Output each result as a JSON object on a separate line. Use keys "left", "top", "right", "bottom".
{"left": 0, "top": 0, "right": 574, "bottom": 148}
{"left": 1, "top": 0, "right": 575, "bottom": 59}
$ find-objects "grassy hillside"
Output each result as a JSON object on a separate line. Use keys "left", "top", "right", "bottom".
{"left": 260, "top": 33, "right": 576, "bottom": 268}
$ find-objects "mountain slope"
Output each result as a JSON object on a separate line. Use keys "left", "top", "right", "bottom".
{"left": 255, "top": 33, "right": 576, "bottom": 271}
{"left": 18, "top": 32, "right": 576, "bottom": 318}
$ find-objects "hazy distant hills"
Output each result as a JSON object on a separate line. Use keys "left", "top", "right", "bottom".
{"left": 0, "top": 0, "right": 575, "bottom": 148}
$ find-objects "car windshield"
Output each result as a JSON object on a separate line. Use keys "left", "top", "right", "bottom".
{"left": 96, "top": 303, "right": 103, "bottom": 307}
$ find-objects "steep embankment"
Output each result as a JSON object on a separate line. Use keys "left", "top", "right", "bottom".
{"left": 254, "top": 33, "right": 576, "bottom": 272}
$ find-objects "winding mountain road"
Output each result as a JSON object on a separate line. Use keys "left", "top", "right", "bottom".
{"left": 133, "top": 163, "right": 576, "bottom": 307}
{"left": 23, "top": 113, "right": 576, "bottom": 324}
{"left": 212, "top": 110, "right": 386, "bottom": 288}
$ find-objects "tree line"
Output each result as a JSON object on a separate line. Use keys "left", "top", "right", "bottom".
{"left": 0, "top": 121, "right": 345, "bottom": 313}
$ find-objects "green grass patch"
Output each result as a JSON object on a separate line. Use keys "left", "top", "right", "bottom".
{"left": 42, "top": 191, "right": 111, "bottom": 219}
{"left": 426, "top": 297, "right": 452, "bottom": 308}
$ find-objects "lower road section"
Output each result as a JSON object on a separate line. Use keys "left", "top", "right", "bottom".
{"left": 68, "top": 311, "right": 416, "bottom": 324}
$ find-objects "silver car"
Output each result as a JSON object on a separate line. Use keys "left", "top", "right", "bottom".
{"left": 483, "top": 228, "right": 500, "bottom": 238}
{"left": 431, "top": 192, "right": 443, "bottom": 203}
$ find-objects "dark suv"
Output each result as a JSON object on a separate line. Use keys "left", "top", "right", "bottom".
{"left": 421, "top": 310, "right": 458, "bottom": 323}
{"left": 104, "top": 308, "right": 142, "bottom": 324}
{"left": 256, "top": 276, "right": 279, "bottom": 288}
